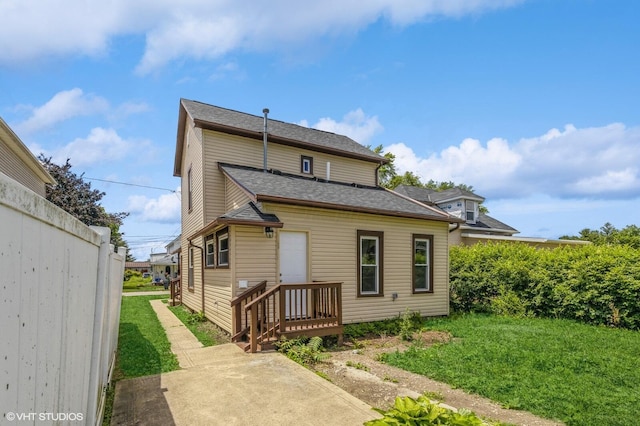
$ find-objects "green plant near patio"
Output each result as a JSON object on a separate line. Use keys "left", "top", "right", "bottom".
{"left": 365, "top": 395, "right": 494, "bottom": 426}
{"left": 275, "top": 336, "right": 329, "bottom": 366}
{"left": 382, "top": 314, "right": 640, "bottom": 426}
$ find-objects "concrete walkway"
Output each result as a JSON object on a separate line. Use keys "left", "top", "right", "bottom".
{"left": 111, "top": 299, "right": 378, "bottom": 425}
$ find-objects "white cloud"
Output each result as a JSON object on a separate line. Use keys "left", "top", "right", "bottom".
{"left": 128, "top": 188, "right": 182, "bottom": 223}
{"left": 384, "top": 122, "right": 640, "bottom": 200}
{"left": 300, "top": 108, "right": 383, "bottom": 145}
{"left": 16, "top": 88, "right": 108, "bottom": 134}
{"left": 35, "top": 127, "right": 140, "bottom": 167}
{"left": 0, "top": 0, "right": 526, "bottom": 72}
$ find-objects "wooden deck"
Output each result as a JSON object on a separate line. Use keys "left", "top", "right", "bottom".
{"left": 231, "top": 281, "right": 343, "bottom": 353}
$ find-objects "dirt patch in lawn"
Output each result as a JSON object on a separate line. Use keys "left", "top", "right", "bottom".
{"left": 311, "top": 331, "right": 562, "bottom": 426}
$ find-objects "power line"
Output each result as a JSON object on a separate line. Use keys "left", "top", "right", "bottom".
{"left": 85, "top": 177, "right": 177, "bottom": 192}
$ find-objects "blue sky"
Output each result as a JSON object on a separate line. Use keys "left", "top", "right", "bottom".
{"left": 1, "top": 0, "right": 638, "bottom": 260}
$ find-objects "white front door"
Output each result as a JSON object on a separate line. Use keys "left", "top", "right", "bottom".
{"left": 279, "top": 231, "right": 308, "bottom": 318}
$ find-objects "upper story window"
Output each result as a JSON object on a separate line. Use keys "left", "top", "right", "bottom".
{"left": 465, "top": 200, "right": 476, "bottom": 223}
{"left": 301, "top": 155, "right": 313, "bottom": 174}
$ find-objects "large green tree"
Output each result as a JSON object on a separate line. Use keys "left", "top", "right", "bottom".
{"left": 372, "top": 145, "right": 487, "bottom": 213}
{"left": 39, "top": 155, "right": 134, "bottom": 261}
{"left": 561, "top": 223, "right": 640, "bottom": 249}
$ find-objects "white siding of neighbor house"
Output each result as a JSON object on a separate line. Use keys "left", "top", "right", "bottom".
{"left": 260, "top": 203, "right": 450, "bottom": 323}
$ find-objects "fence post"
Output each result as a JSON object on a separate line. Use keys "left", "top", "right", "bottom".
{"left": 87, "top": 226, "right": 111, "bottom": 426}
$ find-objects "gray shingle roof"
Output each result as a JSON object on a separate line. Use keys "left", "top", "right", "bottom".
{"left": 220, "top": 201, "right": 281, "bottom": 224}
{"left": 219, "top": 164, "right": 457, "bottom": 222}
{"left": 181, "top": 99, "right": 385, "bottom": 162}
{"left": 467, "top": 213, "right": 519, "bottom": 234}
{"left": 394, "top": 185, "right": 485, "bottom": 203}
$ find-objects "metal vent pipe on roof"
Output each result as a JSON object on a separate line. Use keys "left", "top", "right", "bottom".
{"left": 263, "top": 108, "right": 269, "bottom": 172}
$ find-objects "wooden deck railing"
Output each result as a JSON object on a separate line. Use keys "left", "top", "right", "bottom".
{"left": 240, "top": 281, "right": 343, "bottom": 353}
{"left": 230, "top": 280, "right": 267, "bottom": 342}
{"left": 170, "top": 276, "right": 181, "bottom": 306}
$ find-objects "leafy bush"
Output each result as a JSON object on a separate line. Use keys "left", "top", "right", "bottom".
{"left": 275, "top": 336, "right": 329, "bottom": 366}
{"left": 345, "top": 311, "right": 423, "bottom": 340}
{"left": 365, "top": 395, "right": 490, "bottom": 426}
{"left": 450, "top": 243, "right": 640, "bottom": 329}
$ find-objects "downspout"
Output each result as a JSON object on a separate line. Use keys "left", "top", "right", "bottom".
{"left": 449, "top": 223, "right": 461, "bottom": 233}
{"left": 375, "top": 162, "right": 382, "bottom": 187}
{"left": 189, "top": 241, "right": 205, "bottom": 313}
{"left": 263, "top": 108, "right": 269, "bottom": 172}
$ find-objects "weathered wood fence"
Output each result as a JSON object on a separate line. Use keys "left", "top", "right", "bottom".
{"left": 1, "top": 172, "right": 125, "bottom": 425}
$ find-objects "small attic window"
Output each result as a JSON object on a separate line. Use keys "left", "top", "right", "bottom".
{"left": 301, "top": 155, "right": 313, "bottom": 174}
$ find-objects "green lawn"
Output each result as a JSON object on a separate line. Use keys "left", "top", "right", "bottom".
{"left": 103, "top": 295, "right": 179, "bottom": 425}
{"left": 115, "top": 294, "right": 179, "bottom": 377}
{"left": 383, "top": 314, "right": 640, "bottom": 426}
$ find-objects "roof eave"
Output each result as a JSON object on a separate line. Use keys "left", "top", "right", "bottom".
{"left": 188, "top": 217, "right": 283, "bottom": 241}
{"left": 257, "top": 194, "right": 457, "bottom": 223}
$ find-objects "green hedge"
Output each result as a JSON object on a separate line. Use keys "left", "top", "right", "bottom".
{"left": 450, "top": 243, "right": 640, "bottom": 329}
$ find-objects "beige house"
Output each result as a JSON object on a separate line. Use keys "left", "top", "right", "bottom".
{"left": 0, "top": 117, "right": 55, "bottom": 196}
{"left": 173, "top": 99, "right": 461, "bottom": 351}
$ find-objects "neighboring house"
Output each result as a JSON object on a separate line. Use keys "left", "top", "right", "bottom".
{"left": 149, "top": 252, "right": 179, "bottom": 282}
{"left": 173, "top": 99, "right": 461, "bottom": 351}
{"left": 394, "top": 185, "right": 589, "bottom": 248}
{"left": 0, "top": 117, "right": 55, "bottom": 196}
{"left": 124, "top": 261, "right": 151, "bottom": 274}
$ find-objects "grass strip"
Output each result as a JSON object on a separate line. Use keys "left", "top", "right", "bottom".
{"left": 167, "top": 304, "right": 230, "bottom": 347}
{"left": 103, "top": 294, "right": 179, "bottom": 425}
{"left": 383, "top": 314, "right": 640, "bottom": 426}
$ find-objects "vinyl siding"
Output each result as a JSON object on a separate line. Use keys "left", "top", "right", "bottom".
{"left": 225, "top": 177, "right": 252, "bottom": 212}
{"left": 233, "top": 226, "right": 277, "bottom": 297}
{"left": 261, "top": 203, "right": 450, "bottom": 323}
{"left": 203, "top": 268, "right": 232, "bottom": 333}
{"left": 0, "top": 142, "right": 47, "bottom": 197}
{"left": 202, "top": 129, "right": 378, "bottom": 221}
{"left": 180, "top": 122, "right": 206, "bottom": 314}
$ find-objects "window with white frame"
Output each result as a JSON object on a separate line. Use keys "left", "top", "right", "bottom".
{"left": 205, "top": 235, "right": 215, "bottom": 267}
{"left": 188, "top": 247, "right": 194, "bottom": 290}
{"left": 413, "top": 234, "right": 433, "bottom": 293}
{"left": 217, "top": 230, "right": 229, "bottom": 267}
{"left": 301, "top": 155, "right": 313, "bottom": 174}
{"left": 465, "top": 200, "right": 476, "bottom": 223}
{"left": 357, "top": 230, "right": 383, "bottom": 297}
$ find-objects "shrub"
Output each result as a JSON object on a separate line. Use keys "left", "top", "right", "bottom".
{"left": 450, "top": 243, "right": 640, "bottom": 329}
{"left": 365, "top": 395, "right": 489, "bottom": 426}
{"left": 275, "top": 336, "right": 329, "bottom": 366}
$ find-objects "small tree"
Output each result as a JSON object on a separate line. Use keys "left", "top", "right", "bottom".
{"left": 39, "top": 155, "right": 134, "bottom": 261}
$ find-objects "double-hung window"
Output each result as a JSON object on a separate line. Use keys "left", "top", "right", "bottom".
{"left": 205, "top": 235, "right": 215, "bottom": 267}
{"left": 357, "top": 230, "right": 383, "bottom": 297}
{"left": 412, "top": 234, "right": 433, "bottom": 293}
{"left": 188, "top": 247, "right": 194, "bottom": 290}
{"left": 217, "top": 230, "right": 229, "bottom": 267}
